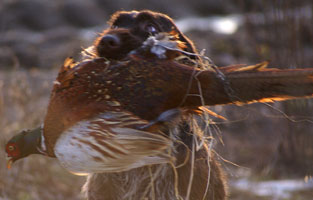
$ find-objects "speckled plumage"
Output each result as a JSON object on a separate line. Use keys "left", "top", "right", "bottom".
{"left": 44, "top": 55, "right": 313, "bottom": 159}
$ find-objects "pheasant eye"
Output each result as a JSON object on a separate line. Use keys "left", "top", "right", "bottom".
{"left": 145, "top": 24, "right": 157, "bottom": 34}
{"left": 8, "top": 145, "right": 15, "bottom": 151}
{"left": 6, "top": 143, "right": 20, "bottom": 157}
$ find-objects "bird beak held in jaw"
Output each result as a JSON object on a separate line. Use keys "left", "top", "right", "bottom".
{"left": 6, "top": 155, "right": 13, "bottom": 169}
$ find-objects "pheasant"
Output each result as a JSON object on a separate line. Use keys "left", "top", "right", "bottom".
{"left": 5, "top": 10, "right": 313, "bottom": 200}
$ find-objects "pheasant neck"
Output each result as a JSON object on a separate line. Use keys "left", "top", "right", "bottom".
{"left": 21, "top": 127, "right": 44, "bottom": 157}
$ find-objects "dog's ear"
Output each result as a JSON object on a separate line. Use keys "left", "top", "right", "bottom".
{"left": 108, "top": 11, "right": 138, "bottom": 28}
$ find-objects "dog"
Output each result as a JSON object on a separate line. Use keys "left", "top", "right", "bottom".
{"left": 82, "top": 10, "right": 227, "bottom": 200}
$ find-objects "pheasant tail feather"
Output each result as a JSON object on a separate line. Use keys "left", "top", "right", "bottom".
{"left": 194, "top": 65, "right": 313, "bottom": 105}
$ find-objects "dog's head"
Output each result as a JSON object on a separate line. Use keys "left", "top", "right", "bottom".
{"left": 94, "top": 10, "right": 198, "bottom": 60}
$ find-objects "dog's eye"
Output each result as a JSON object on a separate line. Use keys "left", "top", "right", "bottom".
{"left": 145, "top": 24, "right": 157, "bottom": 34}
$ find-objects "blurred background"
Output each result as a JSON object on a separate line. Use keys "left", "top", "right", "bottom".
{"left": 0, "top": 0, "right": 312, "bottom": 199}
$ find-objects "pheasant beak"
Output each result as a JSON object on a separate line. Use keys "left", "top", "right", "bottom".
{"left": 5, "top": 155, "right": 14, "bottom": 169}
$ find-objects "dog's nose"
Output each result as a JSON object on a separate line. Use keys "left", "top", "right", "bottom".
{"left": 99, "top": 34, "right": 121, "bottom": 49}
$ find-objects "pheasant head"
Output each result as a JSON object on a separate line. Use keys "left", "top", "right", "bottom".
{"left": 5, "top": 127, "right": 43, "bottom": 168}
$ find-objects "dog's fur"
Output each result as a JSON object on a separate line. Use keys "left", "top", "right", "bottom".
{"left": 82, "top": 10, "right": 227, "bottom": 200}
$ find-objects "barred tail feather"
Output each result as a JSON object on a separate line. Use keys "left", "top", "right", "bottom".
{"left": 226, "top": 67, "right": 313, "bottom": 104}
{"left": 188, "top": 65, "right": 313, "bottom": 106}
